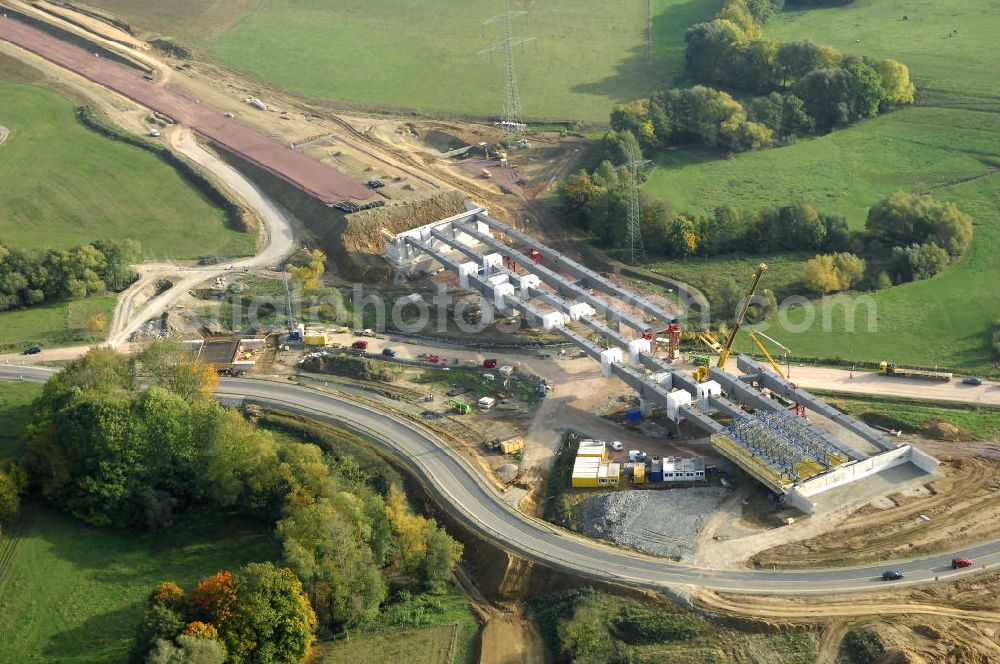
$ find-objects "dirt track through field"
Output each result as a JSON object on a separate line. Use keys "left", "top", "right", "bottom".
{"left": 0, "top": 15, "right": 371, "bottom": 203}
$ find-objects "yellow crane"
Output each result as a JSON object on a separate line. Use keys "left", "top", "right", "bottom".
{"left": 694, "top": 263, "right": 767, "bottom": 382}
{"left": 747, "top": 329, "right": 790, "bottom": 379}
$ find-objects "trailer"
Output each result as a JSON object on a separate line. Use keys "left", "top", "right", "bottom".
{"left": 879, "top": 361, "right": 952, "bottom": 382}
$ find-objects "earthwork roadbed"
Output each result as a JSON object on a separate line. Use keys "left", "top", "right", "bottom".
{"left": 0, "top": 16, "right": 372, "bottom": 203}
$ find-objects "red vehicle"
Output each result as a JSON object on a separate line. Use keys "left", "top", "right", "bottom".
{"left": 351, "top": 340, "right": 369, "bottom": 350}
{"left": 952, "top": 557, "right": 973, "bottom": 569}
{"left": 483, "top": 359, "right": 498, "bottom": 369}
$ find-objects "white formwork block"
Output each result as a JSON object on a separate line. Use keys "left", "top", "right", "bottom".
{"left": 494, "top": 282, "right": 515, "bottom": 309}
{"left": 482, "top": 253, "right": 503, "bottom": 274}
{"left": 476, "top": 220, "right": 492, "bottom": 237}
{"left": 649, "top": 371, "right": 673, "bottom": 389}
{"left": 627, "top": 338, "right": 651, "bottom": 367}
{"left": 488, "top": 273, "right": 510, "bottom": 286}
{"left": 696, "top": 380, "right": 722, "bottom": 407}
{"left": 519, "top": 273, "right": 541, "bottom": 297}
{"left": 666, "top": 390, "right": 693, "bottom": 422}
{"left": 600, "top": 348, "right": 624, "bottom": 377}
{"left": 458, "top": 262, "right": 478, "bottom": 288}
{"left": 568, "top": 302, "right": 596, "bottom": 321}
{"left": 540, "top": 311, "right": 566, "bottom": 330}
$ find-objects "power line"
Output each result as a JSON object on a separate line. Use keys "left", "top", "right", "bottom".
{"left": 481, "top": 0, "right": 534, "bottom": 136}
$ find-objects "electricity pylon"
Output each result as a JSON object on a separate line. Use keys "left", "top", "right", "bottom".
{"left": 625, "top": 142, "right": 650, "bottom": 264}
{"left": 481, "top": 0, "right": 534, "bottom": 135}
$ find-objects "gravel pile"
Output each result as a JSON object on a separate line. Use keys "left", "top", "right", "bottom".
{"left": 578, "top": 488, "right": 729, "bottom": 560}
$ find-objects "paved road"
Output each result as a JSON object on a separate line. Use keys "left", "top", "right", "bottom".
{"left": 3, "top": 364, "right": 999, "bottom": 595}
{"left": 0, "top": 13, "right": 371, "bottom": 202}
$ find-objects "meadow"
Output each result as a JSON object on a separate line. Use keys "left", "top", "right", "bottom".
{"left": 208, "top": 0, "right": 650, "bottom": 121}
{"left": 0, "top": 295, "right": 117, "bottom": 353}
{"left": 643, "top": 0, "right": 1000, "bottom": 372}
{"left": 0, "top": 506, "right": 279, "bottom": 663}
{"left": 0, "top": 381, "right": 41, "bottom": 461}
{"left": 0, "top": 82, "right": 252, "bottom": 260}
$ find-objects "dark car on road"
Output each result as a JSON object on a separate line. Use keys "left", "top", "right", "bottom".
{"left": 962, "top": 377, "right": 983, "bottom": 386}
{"left": 882, "top": 570, "right": 904, "bottom": 581}
{"left": 382, "top": 348, "right": 397, "bottom": 357}
{"left": 23, "top": 346, "right": 42, "bottom": 355}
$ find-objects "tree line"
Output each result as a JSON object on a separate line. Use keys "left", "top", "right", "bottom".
{"left": 18, "top": 343, "right": 463, "bottom": 663}
{"left": 608, "top": 0, "right": 914, "bottom": 156}
{"left": 560, "top": 161, "right": 972, "bottom": 294}
{"left": 0, "top": 239, "right": 140, "bottom": 312}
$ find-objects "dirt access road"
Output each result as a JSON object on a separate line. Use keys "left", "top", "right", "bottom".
{"left": 0, "top": 13, "right": 371, "bottom": 203}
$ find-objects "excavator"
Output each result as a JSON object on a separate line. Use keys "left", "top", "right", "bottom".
{"left": 694, "top": 262, "right": 767, "bottom": 382}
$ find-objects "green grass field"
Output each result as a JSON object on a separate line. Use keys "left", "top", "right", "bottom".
{"left": 0, "top": 295, "right": 117, "bottom": 353}
{"left": 0, "top": 83, "right": 252, "bottom": 260}
{"left": 643, "top": 0, "right": 1000, "bottom": 372}
{"left": 208, "top": 0, "right": 652, "bottom": 121}
{"left": 818, "top": 391, "right": 1000, "bottom": 441}
{"left": 0, "top": 506, "right": 279, "bottom": 663}
{"left": 312, "top": 624, "right": 458, "bottom": 664}
{"left": 0, "top": 382, "right": 41, "bottom": 461}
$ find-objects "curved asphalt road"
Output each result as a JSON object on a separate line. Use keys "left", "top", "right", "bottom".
{"left": 4, "top": 364, "right": 1000, "bottom": 595}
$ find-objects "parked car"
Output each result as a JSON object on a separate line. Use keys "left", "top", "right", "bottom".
{"left": 881, "top": 570, "right": 904, "bottom": 581}
{"left": 483, "top": 359, "right": 498, "bottom": 369}
{"left": 952, "top": 558, "right": 973, "bottom": 569}
{"left": 351, "top": 340, "right": 369, "bottom": 350}
{"left": 382, "top": 348, "right": 397, "bottom": 357}
{"left": 610, "top": 441, "right": 624, "bottom": 451}
{"left": 962, "top": 377, "right": 983, "bottom": 386}
{"left": 23, "top": 346, "right": 42, "bottom": 355}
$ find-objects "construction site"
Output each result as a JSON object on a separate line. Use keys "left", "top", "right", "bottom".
{"left": 4, "top": 0, "right": 1000, "bottom": 661}
{"left": 384, "top": 205, "right": 940, "bottom": 515}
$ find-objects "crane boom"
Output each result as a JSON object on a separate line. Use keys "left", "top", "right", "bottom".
{"left": 717, "top": 263, "right": 767, "bottom": 369}
{"left": 748, "top": 330, "right": 785, "bottom": 379}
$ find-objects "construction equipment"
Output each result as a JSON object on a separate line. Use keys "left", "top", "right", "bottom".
{"left": 747, "top": 330, "right": 790, "bottom": 380}
{"left": 691, "top": 354, "right": 710, "bottom": 366}
{"left": 696, "top": 263, "right": 767, "bottom": 380}
{"left": 448, "top": 399, "right": 472, "bottom": 415}
{"left": 282, "top": 270, "right": 302, "bottom": 342}
{"left": 644, "top": 322, "right": 681, "bottom": 361}
{"left": 878, "top": 362, "right": 952, "bottom": 382}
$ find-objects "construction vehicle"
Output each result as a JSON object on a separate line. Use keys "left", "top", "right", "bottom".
{"left": 483, "top": 436, "right": 524, "bottom": 454}
{"left": 690, "top": 354, "right": 710, "bottom": 367}
{"left": 878, "top": 361, "right": 952, "bottom": 382}
{"left": 695, "top": 263, "right": 767, "bottom": 381}
{"left": 448, "top": 399, "right": 472, "bottom": 415}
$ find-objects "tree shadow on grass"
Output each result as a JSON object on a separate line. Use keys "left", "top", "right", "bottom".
{"left": 43, "top": 604, "right": 139, "bottom": 664}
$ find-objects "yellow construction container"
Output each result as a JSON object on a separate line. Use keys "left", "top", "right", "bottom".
{"left": 303, "top": 334, "right": 328, "bottom": 346}
{"left": 500, "top": 438, "right": 524, "bottom": 454}
{"left": 572, "top": 456, "right": 602, "bottom": 488}
{"left": 577, "top": 441, "right": 607, "bottom": 461}
{"left": 599, "top": 462, "right": 620, "bottom": 486}
{"left": 633, "top": 464, "right": 645, "bottom": 484}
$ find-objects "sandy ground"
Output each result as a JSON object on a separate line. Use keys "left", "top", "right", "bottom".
{"left": 0, "top": 125, "right": 8, "bottom": 145}
{"left": 32, "top": 0, "right": 147, "bottom": 50}
{"left": 478, "top": 615, "right": 547, "bottom": 664}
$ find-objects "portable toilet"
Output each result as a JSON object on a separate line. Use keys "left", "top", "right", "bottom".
{"left": 650, "top": 459, "right": 663, "bottom": 482}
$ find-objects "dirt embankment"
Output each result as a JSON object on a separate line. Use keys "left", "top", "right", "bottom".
{"left": 753, "top": 457, "right": 1000, "bottom": 569}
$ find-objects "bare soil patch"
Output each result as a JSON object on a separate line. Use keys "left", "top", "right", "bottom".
{"left": 0, "top": 125, "right": 9, "bottom": 145}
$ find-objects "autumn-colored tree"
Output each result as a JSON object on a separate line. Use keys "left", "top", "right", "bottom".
{"left": 188, "top": 571, "right": 238, "bottom": 631}
{"left": 182, "top": 621, "right": 220, "bottom": 641}
{"left": 286, "top": 248, "right": 326, "bottom": 291}
{"left": 385, "top": 485, "right": 429, "bottom": 575}
{"left": 149, "top": 581, "right": 186, "bottom": 611}
{"left": 138, "top": 340, "right": 219, "bottom": 402}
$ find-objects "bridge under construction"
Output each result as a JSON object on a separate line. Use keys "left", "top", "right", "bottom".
{"left": 384, "top": 204, "right": 939, "bottom": 513}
